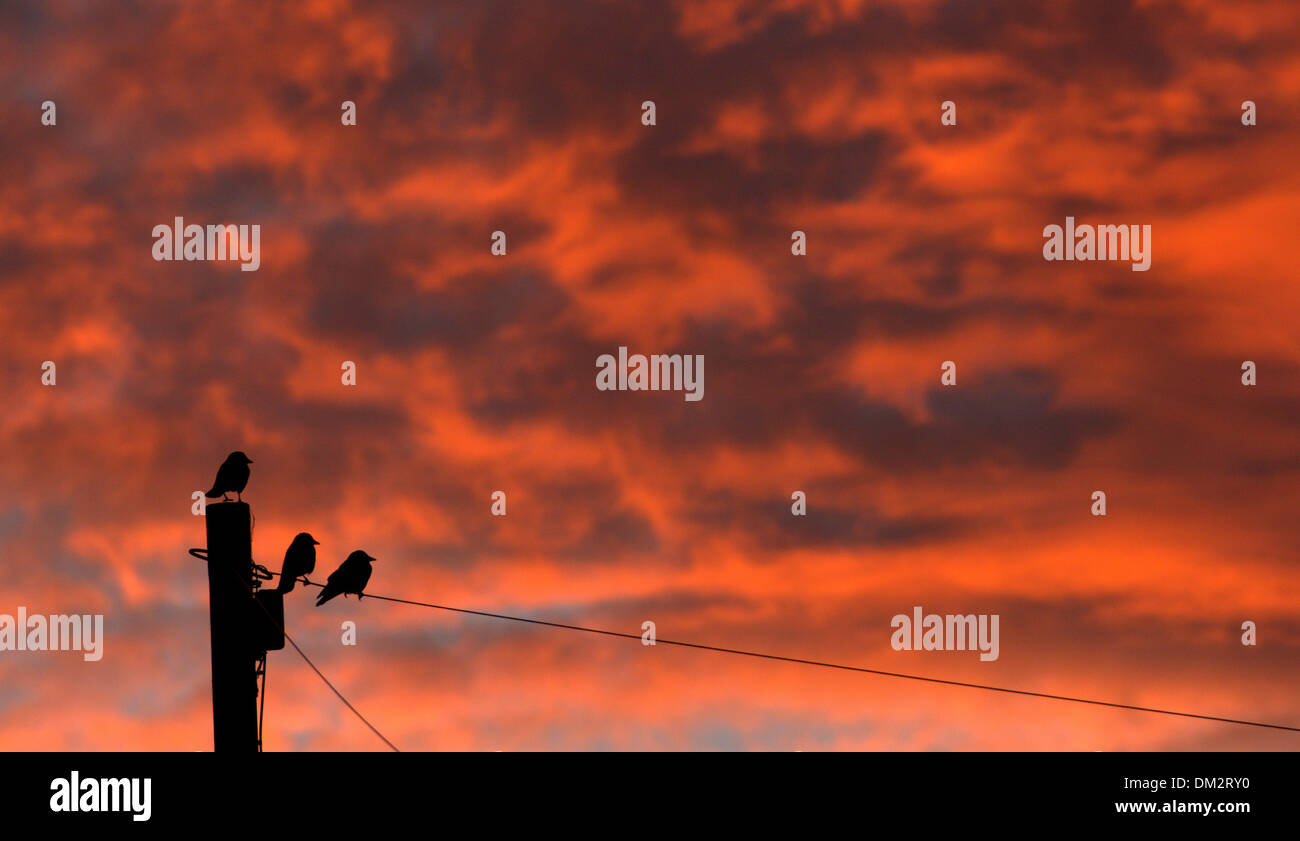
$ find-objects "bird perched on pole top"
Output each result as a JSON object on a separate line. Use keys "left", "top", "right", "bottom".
{"left": 206, "top": 451, "right": 253, "bottom": 501}
{"left": 277, "top": 532, "right": 320, "bottom": 594}
{"left": 315, "top": 551, "right": 377, "bottom": 606}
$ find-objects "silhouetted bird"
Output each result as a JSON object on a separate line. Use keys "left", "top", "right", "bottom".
{"left": 315, "top": 551, "right": 376, "bottom": 606}
{"left": 206, "top": 451, "right": 253, "bottom": 501}
{"left": 277, "top": 532, "right": 320, "bottom": 594}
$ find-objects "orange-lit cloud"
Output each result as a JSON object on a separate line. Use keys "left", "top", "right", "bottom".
{"left": 0, "top": 0, "right": 1297, "bottom": 751}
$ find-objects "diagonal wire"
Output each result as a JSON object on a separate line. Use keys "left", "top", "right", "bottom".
{"left": 192, "top": 549, "right": 399, "bottom": 751}
{"left": 267, "top": 569, "right": 1300, "bottom": 735}
{"left": 256, "top": 597, "right": 400, "bottom": 752}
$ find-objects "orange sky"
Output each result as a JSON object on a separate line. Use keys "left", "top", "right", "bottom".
{"left": 0, "top": 0, "right": 1298, "bottom": 750}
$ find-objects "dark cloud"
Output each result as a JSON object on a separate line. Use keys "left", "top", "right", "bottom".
{"left": 0, "top": 0, "right": 1295, "bottom": 750}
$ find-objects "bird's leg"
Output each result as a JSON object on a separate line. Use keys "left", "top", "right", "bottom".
{"left": 237, "top": 491, "right": 243, "bottom": 502}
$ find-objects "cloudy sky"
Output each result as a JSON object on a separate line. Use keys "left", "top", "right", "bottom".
{"left": 1, "top": 0, "right": 1297, "bottom": 750}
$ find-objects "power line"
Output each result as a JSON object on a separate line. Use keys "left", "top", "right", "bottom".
{"left": 192, "top": 549, "right": 400, "bottom": 751}
{"left": 256, "top": 653, "right": 267, "bottom": 752}
{"left": 266, "top": 570, "right": 1300, "bottom": 735}
{"left": 253, "top": 595, "right": 400, "bottom": 752}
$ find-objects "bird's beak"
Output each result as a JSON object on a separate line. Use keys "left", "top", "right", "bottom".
{"left": 312, "top": 539, "right": 320, "bottom": 545}
{"left": 247, "top": 458, "right": 254, "bottom": 463}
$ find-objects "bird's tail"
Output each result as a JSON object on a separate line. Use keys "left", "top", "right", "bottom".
{"left": 276, "top": 574, "right": 295, "bottom": 594}
{"left": 315, "top": 587, "right": 337, "bottom": 607}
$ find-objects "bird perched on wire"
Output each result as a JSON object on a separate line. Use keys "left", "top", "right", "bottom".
{"left": 276, "top": 532, "right": 320, "bottom": 594}
{"left": 315, "top": 550, "right": 377, "bottom": 606}
{"left": 206, "top": 451, "right": 253, "bottom": 501}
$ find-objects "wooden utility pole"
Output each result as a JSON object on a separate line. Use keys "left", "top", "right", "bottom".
{"left": 205, "top": 501, "right": 259, "bottom": 752}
